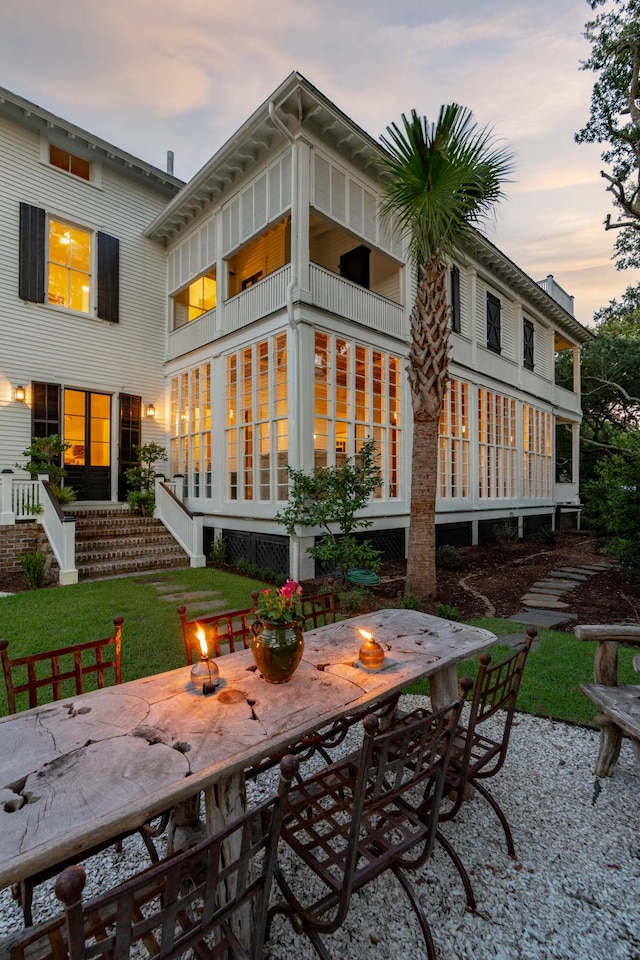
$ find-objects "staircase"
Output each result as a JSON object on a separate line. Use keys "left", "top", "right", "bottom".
{"left": 63, "top": 504, "right": 191, "bottom": 580}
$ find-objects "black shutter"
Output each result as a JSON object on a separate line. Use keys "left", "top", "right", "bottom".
{"left": 486, "top": 293, "right": 501, "bottom": 353}
{"left": 97, "top": 232, "right": 120, "bottom": 323}
{"left": 118, "top": 394, "right": 141, "bottom": 499}
{"left": 339, "top": 245, "right": 370, "bottom": 289}
{"left": 19, "top": 203, "right": 46, "bottom": 303}
{"left": 523, "top": 319, "right": 535, "bottom": 370}
{"left": 32, "top": 382, "right": 61, "bottom": 439}
{"left": 450, "top": 265, "right": 461, "bottom": 334}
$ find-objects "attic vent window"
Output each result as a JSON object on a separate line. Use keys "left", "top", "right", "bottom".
{"left": 49, "top": 145, "right": 91, "bottom": 181}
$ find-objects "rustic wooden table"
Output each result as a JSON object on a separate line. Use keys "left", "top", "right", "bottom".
{"left": 0, "top": 609, "right": 496, "bottom": 893}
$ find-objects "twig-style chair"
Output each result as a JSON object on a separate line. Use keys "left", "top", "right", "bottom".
{"left": 443, "top": 627, "right": 537, "bottom": 856}
{"left": 399, "top": 627, "right": 537, "bottom": 912}
{"left": 0, "top": 619, "right": 166, "bottom": 926}
{"left": 2, "top": 756, "right": 299, "bottom": 960}
{"left": 0, "top": 618, "right": 122, "bottom": 714}
{"left": 268, "top": 694, "right": 465, "bottom": 960}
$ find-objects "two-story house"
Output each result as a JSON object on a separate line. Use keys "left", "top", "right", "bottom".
{"left": 0, "top": 72, "right": 593, "bottom": 581}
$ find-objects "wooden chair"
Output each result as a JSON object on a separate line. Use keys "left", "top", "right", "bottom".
{"left": 0, "top": 618, "right": 123, "bottom": 714}
{"left": 268, "top": 694, "right": 465, "bottom": 960}
{"left": 177, "top": 579, "right": 336, "bottom": 665}
{"left": 0, "top": 620, "right": 166, "bottom": 926}
{"left": 1, "top": 756, "right": 299, "bottom": 960}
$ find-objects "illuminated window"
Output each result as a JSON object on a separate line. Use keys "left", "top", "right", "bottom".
{"left": 224, "top": 335, "right": 288, "bottom": 502}
{"left": 439, "top": 379, "right": 469, "bottom": 499}
{"left": 313, "top": 332, "right": 401, "bottom": 499}
{"left": 523, "top": 404, "right": 552, "bottom": 498}
{"left": 47, "top": 219, "right": 91, "bottom": 313}
{"left": 49, "top": 145, "right": 91, "bottom": 181}
{"left": 478, "top": 389, "right": 517, "bottom": 499}
{"left": 169, "top": 364, "right": 212, "bottom": 500}
{"left": 173, "top": 271, "right": 217, "bottom": 329}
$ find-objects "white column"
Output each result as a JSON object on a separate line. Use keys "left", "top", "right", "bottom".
{"left": 0, "top": 471, "right": 15, "bottom": 525}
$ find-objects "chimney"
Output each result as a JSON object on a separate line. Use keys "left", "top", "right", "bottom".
{"left": 166, "top": 150, "right": 174, "bottom": 176}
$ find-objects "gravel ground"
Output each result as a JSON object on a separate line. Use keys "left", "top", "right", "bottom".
{"left": 1, "top": 699, "right": 639, "bottom": 960}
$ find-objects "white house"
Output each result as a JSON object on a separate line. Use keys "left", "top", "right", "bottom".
{"left": 0, "top": 72, "right": 593, "bottom": 580}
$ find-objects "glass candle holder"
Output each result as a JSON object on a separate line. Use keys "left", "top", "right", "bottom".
{"left": 358, "top": 629, "right": 385, "bottom": 669}
{"left": 190, "top": 656, "right": 219, "bottom": 693}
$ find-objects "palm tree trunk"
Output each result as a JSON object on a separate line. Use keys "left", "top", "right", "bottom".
{"left": 405, "top": 256, "right": 450, "bottom": 603}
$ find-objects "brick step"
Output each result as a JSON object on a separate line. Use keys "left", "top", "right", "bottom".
{"left": 74, "top": 518, "right": 166, "bottom": 533}
{"left": 77, "top": 555, "right": 190, "bottom": 579}
{"left": 76, "top": 546, "right": 188, "bottom": 566}
{"left": 75, "top": 532, "right": 182, "bottom": 551}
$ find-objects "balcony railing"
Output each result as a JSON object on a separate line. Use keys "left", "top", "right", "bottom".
{"left": 223, "top": 266, "right": 290, "bottom": 333}
{"left": 310, "top": 264, "right": 406, "bottom": 339}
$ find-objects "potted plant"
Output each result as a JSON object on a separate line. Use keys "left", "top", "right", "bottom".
{"left": 251, "top": 580, "right": 304, "bottom": 683}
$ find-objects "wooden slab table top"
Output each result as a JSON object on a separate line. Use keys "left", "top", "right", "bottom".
{"left": 0, "top": 609, "right": 496, "bottom": 891}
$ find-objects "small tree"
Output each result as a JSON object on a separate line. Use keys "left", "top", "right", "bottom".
{"left": 125, "top": 442, "right": 168, "bottom": 515}
{"left": 276, "top": 437, "right": 383, "bottom": 585}
{"left": 17, "top": 435, "right": 76, "bottom": 505}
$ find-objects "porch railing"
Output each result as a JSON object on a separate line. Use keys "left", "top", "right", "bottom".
{"left": 1, "top": 472, "right": 42, "bottom": 524}
{"left": 38, "top": 475, "right": 78, "bottom": 585}
{"left": 310, "top": 264, "right": 406, "bottom": 339}
{"left": 154, "top": 477, "right": 205, "bottom": 567}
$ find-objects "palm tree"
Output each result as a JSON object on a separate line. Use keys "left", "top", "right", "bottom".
{"left": 378, "top": 105, "right": 514, "bottom": 602}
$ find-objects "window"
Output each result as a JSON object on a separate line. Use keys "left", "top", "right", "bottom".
{"left": 173, "top": 271, "right": 217, "bottom": 329}
{"left": 224, "top": 335, "right": 289, "bottom": 502}
{"left": 314, "top": 332, "right": 401, "bottom": 499}
{"left": 19, "top": 203, "right": 119, "bottom": 322}
{"left": 49, "top": 145, "right": 91, "bottom": 181}
{"left": 47, "top": 219, "right": 91, "bottom": 312}
{"left": 523, "top": 405, "right": 552, "bottom": 498}
{"left": 450, "top": 265, "right": 461, "bottom": 334}
{"left": 523, "top": 318, "right": 534, "bottom": 370}
{"left": 486, "top": 292, "right": 501, "bottom": 353}
{"left": 478, "top": 389, "right": 517, "bottom": 499}
{"left": 439, "top": 379, "right": 469, "bottom": 498}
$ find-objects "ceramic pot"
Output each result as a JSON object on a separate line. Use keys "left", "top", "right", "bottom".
{"left": 250, "top": 618, "right": 304, "bottom": 683}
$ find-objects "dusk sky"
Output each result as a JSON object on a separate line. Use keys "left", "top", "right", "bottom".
{"left": 3, "top": 0, "right": 638, "bottom": 327}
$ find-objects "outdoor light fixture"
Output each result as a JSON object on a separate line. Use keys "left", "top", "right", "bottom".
{"left": 146, "top": 403, "right": 156, "bottom": 418}
{"left": 14, "top": 385, "right": 26, "bottom": 403}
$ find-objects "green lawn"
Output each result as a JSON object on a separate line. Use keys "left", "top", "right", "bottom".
{"left": 1, "top": 576, "right": 636, "bottom": 725}
{"left": 0, "top": 568, "right": 269, "bottom": 714}
{"left": 406, "top": 616, "right": 639, "bottom": 726}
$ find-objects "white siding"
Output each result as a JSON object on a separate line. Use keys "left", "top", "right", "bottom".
{"left": 0, "top": 113, "right": 170, "bottom": 472}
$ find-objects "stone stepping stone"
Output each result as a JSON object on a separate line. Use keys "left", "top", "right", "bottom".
{"left": 520, "top": 594, "right": 570, "bottom": 609}
{"left": 508, "top": 610, "right": 578, "bottom": 628}
{"left": 157, "top": 590, "right": 222, "bottom": 603}
{"left": 154, "top": 583, "right": 191, "bottom": 595}
{"left": 576, "top": 563, "right": 613, "bottom": 571}
{"left": 529, "top": 582, "right": 572, "bottom": 594}
{"left": 177, "top": 599, "right": 228, "bottom": 616}
{"left": 533, "top": 578, "right": 579, "bottom": 591}
{"left": 548, "top": 570, "right": 588, "bottom": 581}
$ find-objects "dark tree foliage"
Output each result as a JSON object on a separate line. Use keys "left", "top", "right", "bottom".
{"left": 575, "top": 0, "right": 640, "bottom": 268}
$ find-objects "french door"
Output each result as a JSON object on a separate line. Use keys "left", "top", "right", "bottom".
{"left": 63, "top": 389, "right": 111, "bottom": 500}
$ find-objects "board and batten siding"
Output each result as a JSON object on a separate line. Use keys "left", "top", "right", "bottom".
{"left": 0, "top": 113, "right": 170, "bottom": 470}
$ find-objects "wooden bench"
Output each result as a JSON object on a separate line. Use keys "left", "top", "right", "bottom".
{"left": 575, "top": 623, "right": 640, "bottom": 777}
{"left": 177, "top": 578, "right": 336, "bottom": 664}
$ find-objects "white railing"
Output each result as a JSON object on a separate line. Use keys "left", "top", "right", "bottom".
{"left": 1, "top": 472, "right": 42, "bottom": 524}
{"left": 167, "top": 308, "right": 218, "bottom": 361}
{"left": 310, "top": 264, "right": 406, "bottom": 338}
{"left": 38, "top": 475, "right": 78, "bottom": 585}
{"left": 155, "top": 478, "right": 205, "bottom": 567}
{"left": 223, "top": 266, "right": 290, "bottom": 333}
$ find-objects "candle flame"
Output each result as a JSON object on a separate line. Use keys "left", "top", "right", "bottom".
{"left": 196, "top": 627, "right": 208, "bottom": 658}
{"left": 358, "top": 629, "right": 372, "bottom": 642}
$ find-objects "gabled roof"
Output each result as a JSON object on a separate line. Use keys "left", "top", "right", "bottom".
{"left": 144, "top": 71, "right": 382, "bottom": 244}
{"left": 0, "top": 85, "right": 183, "bottom": 197}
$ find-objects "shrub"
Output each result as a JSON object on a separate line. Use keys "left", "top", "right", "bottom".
{"left": 17, "top": 549, "right": 47, "bottom": 590}
{"left": 435, "top": 602, "right": 460, "bottom": 621}
{"left": 387, "top": 595, "right": 421, "bottom": 610}
{"left": 435, "top": 544, "right": 463, "bottom": 570}
{"left": 492, "top": 518, "right": 519, "bottom": 544}
{"left": 538, "top": 525, "right": 559, "bottom": 545}
{"left": 125, "top": 442, "right": 168, "bottom": 515}
{"left": 336, "top": 586, "right": 373, "bottom": 614}
{"left": 209, "top": 536, "right": 227, "bottom": 568}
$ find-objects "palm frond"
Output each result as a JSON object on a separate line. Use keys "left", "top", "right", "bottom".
{"left": 378, "top": 104, "right": 515, "bottom": 270}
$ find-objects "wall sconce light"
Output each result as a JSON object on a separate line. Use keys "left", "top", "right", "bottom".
{"left": 146, "top": 403, "right": 156, "bottom": 419}
{"left": 15, "top": 385, "right": 26, "bottom": 403}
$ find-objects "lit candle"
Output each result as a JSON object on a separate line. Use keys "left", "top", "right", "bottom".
{"left": 358, "top": 628, "right": 385, "bottom": 670}
{"left": 190, "top": 626, "right": 219, "bottom": 693}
